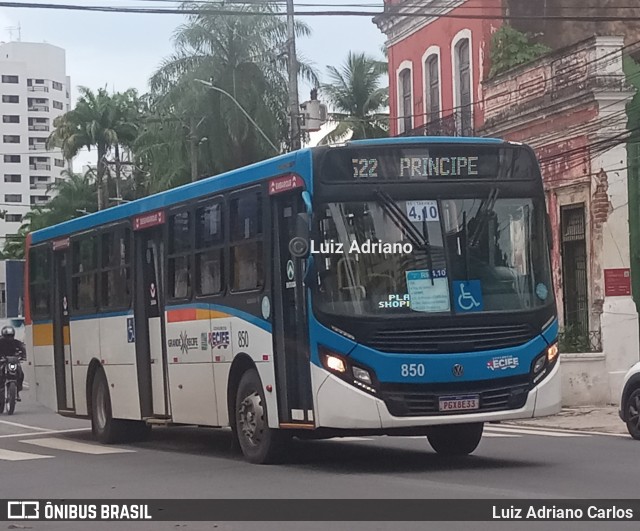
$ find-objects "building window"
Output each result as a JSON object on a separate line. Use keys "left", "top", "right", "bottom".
{"left": 4, "top": 174, "right": 21, "bottom": 183}
{"left": 2, "top": 95, "right": 19, "bottom": 104}
{"left": 168, "top": 211, "right": 192, "bottom": 300}
{"left": 52, "top": 81, "right": 63, "bottom": 91}
{"left": 398, "top": 68, "right": 413, "bottom": 134}
{"left": 54, "top": 159, "right": 65, "bottom": 167}
{"left": 1, "top": 75, "right": 18, "bottom": 84}
{"left": 30, "top": 196, "right": 49, "bottom": 206}
{"left": 5, "top": 214, "right": 21, "bottom": 223}
{"left": 3, "top": 135, "right": 20, "bottom": 144}
{"left": 4, "top": 155, "right": 20, "bottom": 163}
{"left": 2, "top": 115, "right": 19, "bottom": 124}
{"left": 425, "top": 55, "right": 440, "bottom": 123}
{"left": 53, "top": 100, "right": 63, "bottom": 110}
{"left": 454, "top": 37, "right": 472, "bottom": 135}
{"left": 4, "top": 194, "right": 22, "bottom": 203}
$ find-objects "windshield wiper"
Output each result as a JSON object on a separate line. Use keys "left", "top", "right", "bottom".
{"left": 374, "top": 189, "right": 435, "bottom": 285}
{"left": 469, "top": 187, "right": 499, "bottom": 248}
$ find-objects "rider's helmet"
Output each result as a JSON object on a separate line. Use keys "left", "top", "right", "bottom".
{"left": 1, "top": 325, "right": 15, "bottom": 339}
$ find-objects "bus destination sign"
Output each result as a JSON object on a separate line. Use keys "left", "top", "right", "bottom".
{"left": 319, "top": 145, "right": 535, "bottom": 182}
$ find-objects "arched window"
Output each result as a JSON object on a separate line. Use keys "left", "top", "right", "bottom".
{"left": 398, "top": 68, "right": 413, "bottom": 134}
{"left": 454, "top": 38, "right": 472, "bottom": 135}
{"left": 425, "top": 55, "right": 440, "bottom": 123}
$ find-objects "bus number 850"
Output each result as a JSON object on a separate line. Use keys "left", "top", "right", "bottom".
{"left": 401, "top": 363, "right": 425, "bottom": 377}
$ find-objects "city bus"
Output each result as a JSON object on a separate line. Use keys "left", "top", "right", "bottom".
{"left": 24, "top": 137, "right": 560, "bottom": 463}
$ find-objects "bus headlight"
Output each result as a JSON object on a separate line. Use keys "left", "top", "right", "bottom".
{"left": 353, "top": 366, "right": 372, "bottom": 385}
{"left": 547, "top": 343, "right": 559, "bottom": 364}
{"left": 533, "top": 355, "right": 546, "bottom": 375}
{"left": 531, "top": 342, "right": 559, "bottom": 386}
{"left": 324, "top": 354, "right": 346, "bottom": 374}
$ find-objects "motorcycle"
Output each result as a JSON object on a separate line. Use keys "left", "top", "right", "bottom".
{"left": 0, "top": 355, "right": 21, "bottom": 415}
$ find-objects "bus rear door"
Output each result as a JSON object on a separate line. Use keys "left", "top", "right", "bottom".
{"left": 133, "top": 215, "right": 169, "bottom": 419}
{"left": 52, "top": 242, "right": 74, "bottom": 412}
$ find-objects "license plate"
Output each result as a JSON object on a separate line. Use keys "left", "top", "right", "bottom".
{"left": 438, "top": 395, "right": 480, "bottom": 412}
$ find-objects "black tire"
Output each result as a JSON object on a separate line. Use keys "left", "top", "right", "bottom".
{"left": 427, "top": 423, "right": 484, "bottom": 456}
{"left": 624, "top": 388, "right": 640, "bottom": 440}
{"left": 6, "top": 382, "right": 16, "bottom": 415}
{"left": 235, "top": 369, "right": 287, "bottom": 464}
{"left": 91, "top": 369, "right": 129, "bottom": 444}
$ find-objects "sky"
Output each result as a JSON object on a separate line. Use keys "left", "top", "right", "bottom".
{"left": 0, "top": 1, "right": 386, "bottom": 165}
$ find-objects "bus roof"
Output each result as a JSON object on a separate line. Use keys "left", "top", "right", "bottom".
{"left": 30, "top": 136, "right": 509, "bottom": 245}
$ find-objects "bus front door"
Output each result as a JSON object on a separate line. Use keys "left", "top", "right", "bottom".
{"left": 52, "top": 249, "right": 74, "bottom": 412}
{"left": 271, "top": 191, "right": 314, "bottom": 427}
{"left": 134, "top": 227, "right": 169, "bottom": 418}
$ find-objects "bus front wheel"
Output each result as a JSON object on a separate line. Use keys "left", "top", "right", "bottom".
{"left": 235, "top": 369, "right": 287, "bottom": 464}
{"left": 427, "top": 423, "right": 484, "bottom": 456}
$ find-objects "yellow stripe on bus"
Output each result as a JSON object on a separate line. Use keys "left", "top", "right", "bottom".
{"left": 33, "top": 323, "right": 71, "bottom": 346}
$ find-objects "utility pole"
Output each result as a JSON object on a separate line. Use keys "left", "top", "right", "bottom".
{"left": 190, "top": 116, "right": 198, "bottom": 182}
{"left": 286, "top": 0, "right": 301, "bottom": 151}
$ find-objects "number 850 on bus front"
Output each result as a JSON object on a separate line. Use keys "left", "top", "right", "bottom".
{"left": 400, "top": 363, "right": 426, "bottom": 378}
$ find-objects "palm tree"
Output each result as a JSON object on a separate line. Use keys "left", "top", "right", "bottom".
{"left": 137, "top": 1, "right": 318, "bottom": 189}
{"left": 47, "top": 87, "right": 140, "bottom": 210}
{"left": 319, "top": 52, "right": 389, "bottom": 144}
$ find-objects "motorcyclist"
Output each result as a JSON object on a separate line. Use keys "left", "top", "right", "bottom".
{"left": 0, "top": 325, "right": 26, "bottom": 401}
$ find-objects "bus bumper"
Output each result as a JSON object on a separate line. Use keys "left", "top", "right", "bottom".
{"left": 313, "top": 361, "right": 561, "bottom": 429}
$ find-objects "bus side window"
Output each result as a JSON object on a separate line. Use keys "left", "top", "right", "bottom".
{"left": 29, "top": 245, "right": 52, "bottom": 319}
{"left": 168, "top": 211, "right": 192, "bottom": 300}
{"left": 71, "top": 236, "right": 98, "bottom": 312}
{"left": 195, "top": 200, "right": 224, "bottom": 297}
{"left": 229, "top": 190, "right": 263, "bottom": 292}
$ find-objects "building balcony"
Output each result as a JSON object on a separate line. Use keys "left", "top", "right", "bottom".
{"left": 30, "top": 183, "right": 49, "bottom": 190}
{"left": 29, "top": 163, "right": 51, "bottom": 171}
{"left": 28, "top": 105, "right": 49, "bottom": 112}
{"left": 31, "top": 198, "right": 49, "bottom": 206}
{"left": 398, "top": 111, "right": 475, "bottom": 138}
{"left": 28, "top": 86, "right": 49, "bottom": 93}
{"left": 29, "top": 144, "right": 47, "bottom": 151}
{"left": 28, "top": 124, "right": 49, "bottom": 132}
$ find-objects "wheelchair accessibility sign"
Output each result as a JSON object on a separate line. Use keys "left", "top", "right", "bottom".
{"left": 453, "top": 280, "right": 484, "bottom": 313}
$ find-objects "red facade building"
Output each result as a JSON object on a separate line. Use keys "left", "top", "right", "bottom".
{"left": 375, "top": 0, "right": 503, "bottom": 136}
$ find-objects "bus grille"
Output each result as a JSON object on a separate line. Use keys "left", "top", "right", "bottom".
{"left": 368, "top": 323, "right": 535, "bottom": 353}
{"left": 380, "top": 378, "right": 530, "bottom": 417}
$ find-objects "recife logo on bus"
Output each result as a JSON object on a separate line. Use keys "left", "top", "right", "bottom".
{"left": 487, "top": 355, "right": 520, "bottom": 371}
{"left": 208, "top": 327, "right": 230, "bottom": 349}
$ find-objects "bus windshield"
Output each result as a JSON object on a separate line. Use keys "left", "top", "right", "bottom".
{"left": 314, "top": 196, "right": 553, "bottom": 317}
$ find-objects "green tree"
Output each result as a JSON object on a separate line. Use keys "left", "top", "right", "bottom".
{"left": 489, "top": 25, "right": 551, "bottom": 78}
{"left": 1, "top": 171, "right": 97, "bottom": 259}
{"left": 47, "top": 87, "right": 141, "bottom": 210}
{"left": 137, "top": 1, "right": 318, "bottom": 190}
{"left": 319, "top": 51, "right": 389, "bottom": 144}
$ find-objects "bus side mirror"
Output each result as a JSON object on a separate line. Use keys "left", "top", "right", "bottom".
{"left": 289, "top": 213, "right": 310, "bottom": 258}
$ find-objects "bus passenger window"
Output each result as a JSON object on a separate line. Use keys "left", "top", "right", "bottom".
{"left": 196, "top": 202, "right": 224, "bottom": 296}
{"left": 229, "top": 191, "right": 263, "bottom": 292}
{"left": 168, "top": 211, "right": 192, "bottom": 300}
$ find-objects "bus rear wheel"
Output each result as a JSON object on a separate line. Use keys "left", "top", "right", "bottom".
{"left": 235, "top": 369, "right": 287, "bottom": 464}
{"left": 427, "top": 423, "right": 484, "bottom": 456}
{"left": 91, "top": 369, "right": 131, "bottom": 444}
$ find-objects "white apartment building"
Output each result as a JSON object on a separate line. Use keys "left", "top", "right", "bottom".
{"left": 0, "top": 41, "right": 71, "bottom": 245}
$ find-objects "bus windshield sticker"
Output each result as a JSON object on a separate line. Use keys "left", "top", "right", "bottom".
{"left": 453, "top": 280, "right": 484, "bottom": 313}
{"left": 405, "top": 270, "right": 450, "bottom": 313}
{"left": 405, "top": 201, "right": 439, "bottom": 222}
{"left": 378, "top": 294, "right": 411, "bottom": 310}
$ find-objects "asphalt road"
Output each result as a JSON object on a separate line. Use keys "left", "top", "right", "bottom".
{"left": 1, "top": 394, "right": 639, "bottom": 531}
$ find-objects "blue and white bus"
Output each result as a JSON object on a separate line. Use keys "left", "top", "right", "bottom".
{"left": 24, "top": 137, "right": 560, "bottom": 463}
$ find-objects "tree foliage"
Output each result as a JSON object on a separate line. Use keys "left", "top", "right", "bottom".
{"left": 319, "top": 52, "right": 389, "bottom": 144}
{"left": 489, "top": 25, "right": 551, "bottom": 78}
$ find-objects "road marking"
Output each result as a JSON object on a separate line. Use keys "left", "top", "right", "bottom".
{"left": 332, "top": 437, "right": 372, "bottom": 442}
{"left": 482, "top": 432, "right": 520, "bottom": 438}
{"left": 0, "top": 419, "right": 51, "bottom": 432}
{"left": 502, "top": 424, "right": 630, "bottom": 438}
{"left": 0, "top": 448, "right": 53, "bottom": 461}
{"left": 0, "top": 428, "right": 90, "bottom": 440}
{"left": 21, "top": 438, "right": 135, "bottom": 455}
{"left": 485, "top": 426, "right": 589, "bottom": 437}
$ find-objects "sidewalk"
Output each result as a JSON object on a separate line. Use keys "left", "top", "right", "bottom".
{"left": 504, "top": 406, "right": 629, "bottom": 435}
